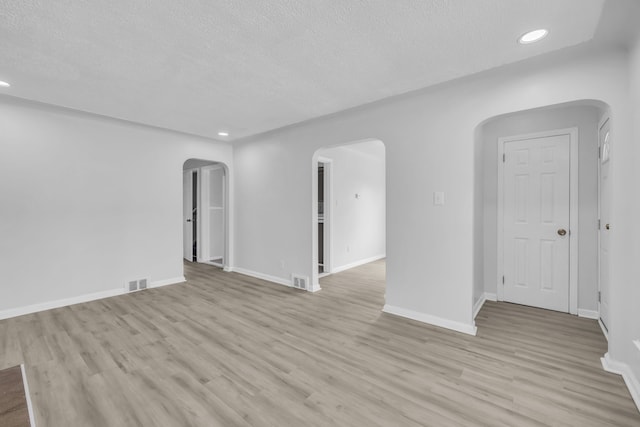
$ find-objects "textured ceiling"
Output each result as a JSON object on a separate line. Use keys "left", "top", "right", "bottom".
{"left": 0, "top": 0, "right": 608, "bottom": 140}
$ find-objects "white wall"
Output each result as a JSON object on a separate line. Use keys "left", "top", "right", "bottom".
{"left": 234, "top": 46, "right": 632, "bottom": 335}
{"left": 606, "top": 36, "right": 640, "bottom": 408}
{"left": 316, "top": 140, "right": 385, "bottom": 271}
{"left": 0, "top": 96, "right": 233, "bottom": 316}
{"left": 477, "top": 104, "right": 602, "bottom": 312}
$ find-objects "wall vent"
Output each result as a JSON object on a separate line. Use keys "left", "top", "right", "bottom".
{"left": 292, "top": 274, "right": 308, "bottom": 290}
{"left": 126, "top": 278, "right": 149, "bottom": 292}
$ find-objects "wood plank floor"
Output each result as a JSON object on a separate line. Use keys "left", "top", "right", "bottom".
{"left": 1, "top": 259, "right": 638, "bottom": 426}
{"left": 0, "top": 365, "right": 31, "bottom": 426}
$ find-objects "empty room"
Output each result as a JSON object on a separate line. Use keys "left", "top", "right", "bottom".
{"left": 1, "top": 1, "right": 640, "bottom": 426}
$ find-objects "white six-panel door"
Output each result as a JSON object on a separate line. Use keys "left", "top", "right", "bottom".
{"left": 503, "top": 134, "right": 571, "bottom": 312}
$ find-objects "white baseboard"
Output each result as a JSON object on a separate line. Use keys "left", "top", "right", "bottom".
{"left": 599, "top": 319, "right": 609, "bottom": 341}
{"left": 601, "top": 352, "right": 640, "bottom": 413}
{"left": 484, "top": 292, "right": 497, "bottom": 301}
{"left": 383, "top": 304, "right": 477, "bottom": 336}
{"left": 223, "top": 266, "right": 233, "bottom": 272}
{"left": 232, "top": 267, "right": 292, "bottom": 288}
{"left": 0, "top": 275, "right": 187, "bottom": 321}
{"left": 21, "top": 364, "right": 36, "bottom": 427}
{"left": 149, "top": 276, "right": 186, "bottom": 288}
{"left": 578, "top": 308, "right": 600, "bottom": 319}
{"left": 331, "top": 254, "right": 386, "bottom": 274}
{"left": 473, "top": 292, "right": 497, "bottom": 319}
{"left": 0, "top": 287, "right": 126, "bottom": 320}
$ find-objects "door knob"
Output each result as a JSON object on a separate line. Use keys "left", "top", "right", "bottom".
{"left": 186, "top": 219, "right": 192, "bottom": 222}
{"left": 557, "top": 229, "right": 567, "bottom": 236}
{"left": 605, "top": 224, "right": 610, "bottom": 230}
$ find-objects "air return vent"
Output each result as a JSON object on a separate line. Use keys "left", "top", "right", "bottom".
{"left": 291, "top": 274, "right": 308, "bottom": 290}
{"left": 125, "top": 278, "right": 149, "bottom": 292}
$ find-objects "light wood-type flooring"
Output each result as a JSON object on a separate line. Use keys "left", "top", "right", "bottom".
{"left": 1, "top": 260, "right": 639, "bottom": 426}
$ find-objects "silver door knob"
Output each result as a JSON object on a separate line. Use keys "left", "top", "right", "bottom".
{"left": 186, "top": 219, "right": 192, "bottom": 222}
{"left": 557, "top": 229, "right": 567, "bottom": 236}
{"left": 605, "top": 224, "right": 610, "bottom": 230}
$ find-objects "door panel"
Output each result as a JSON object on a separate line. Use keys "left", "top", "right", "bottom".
{"left": 599, "top": 120, "right": 611, "bottom": 330}
{"left": 503, "top": 134, "right": 570, "bottom": 312}
{"left": 183, "top": 170, "right": 193, "bottom": 261}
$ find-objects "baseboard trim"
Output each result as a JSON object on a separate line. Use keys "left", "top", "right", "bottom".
{"left": 601, "top": 352, "right": 640, "bottom": 413}
{"left": 578, "top": 308, "right": 600, "bottom": 319}
{"left": 20, "top": 364, "right": 36, "bottom": 427}
{"left": 0, "top": 275, "right": 187, "bottom": 321}
{"left": 484, "top": 292, "right": 497, "bottom": 301}
{"left": 331, "top": 254, "right": 386, "bottom": 274}
{"left": 232, "top": 267, "right": 292, "bottom": 288}
{"left": 473, "top": 292, "right": 497, "bottom": 319}
{"left": 149, "top": 276, "right": 186, "bottom": 288}
{"left": 599, "top": 319, "right": 609, "bottom": 341}
{"left": 0, "top": 287, "right": 126, "bottom": 320}
{"left": 383, "top": 304, "right": 477, "bottom": 336}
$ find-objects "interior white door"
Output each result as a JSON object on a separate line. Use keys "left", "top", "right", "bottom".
{"left": 503, "top": 134, "right": 571, "bottom": 312}
{"left": 599, "top": 120, "right": 611, "bottom": 330}
{"left": 183, "top": 170, "right": 194, "bottom": 261}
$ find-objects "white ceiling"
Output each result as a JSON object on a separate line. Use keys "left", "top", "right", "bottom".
{"left": 0, "top": 1, "right": 612, "bottom": 140}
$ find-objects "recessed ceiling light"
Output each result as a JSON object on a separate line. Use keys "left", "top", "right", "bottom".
{"left": 0, "top": 81, "right": 10, "bottom": 88}
{"left": 218, "top": 131, "right": 229, "bottom": 137}
{"left": 518, "top": 29, "right": 548, "bottom": 44}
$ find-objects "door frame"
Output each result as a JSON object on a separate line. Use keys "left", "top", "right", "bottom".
{"left": 497, "top": 127, "right": 579, "bottom": 314}
{"left": 317, "top": 156, "right": 333, "bottom": 277}
{"left": 199, "top": 164, "right": 226, "bottom": 268}
{"left": 597, "top": 115, "right": 610, "bottom": 337}
{"left": 183, "top": 167, "right": 198, "bottom": 262}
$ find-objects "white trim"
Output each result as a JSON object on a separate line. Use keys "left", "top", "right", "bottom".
{"left": 0, "top": 275, "right": 187, "bottom": 320}
{"left": 601, "top": 353, "right": 640, "bottom": 413}
{"left": 599, "top": 318, "right": 609, "bottom": 341}
{"left": 383, "top": 304, "right": 477, "bottom": 336}
{"left": 0, "top": 288, "right": 126, "bottom": 320}
{"left": 473, "top": 292, "right": 498, "bottom": 319}
{"left": 497, "top": 128, "right": 579, "bottom": 315}
{"left": 473, "top": 295, "right": 486, "bottom": 319}
{"left": 149, "top": 276, "right": 186, "bottom": 288}
{"left": 317, "top": 156, "right": 334, "bottom": 275}
{"left": 331, "top": 254, "right": 386, "bottom": 274}
{"left": 577, "top": 308, "right": 599, "bottom": 319}
{"left": 232, "top": 267, "right": 292, "bottom": 288}
{"left": 20, "top": 364, "right": 36, "bottom": 427}
{"left": 597, "top": 116, "right": 610, "bottom": 338}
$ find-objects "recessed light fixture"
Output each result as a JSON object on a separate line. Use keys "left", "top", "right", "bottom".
{"left": 218, "top": 131, "right": 229, "bottom": 137}
{"left": 518, "top": 29, "right": 548, "bottom": 44}
{"left": 0, "top": 81, "right": 10, "bottom": 88}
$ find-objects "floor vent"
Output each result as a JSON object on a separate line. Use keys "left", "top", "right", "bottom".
{"left": 126, "top": 279, "right": 149, "bottom": 292}
{"left": 292, "top": 274, "right": 308, "bottom": 290}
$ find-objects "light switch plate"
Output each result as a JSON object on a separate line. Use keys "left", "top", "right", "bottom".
{"left": 434, "top": 191, "right": 445, "bottom": 206}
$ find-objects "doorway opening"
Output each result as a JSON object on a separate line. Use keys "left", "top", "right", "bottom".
{"left": 183, "top": 159, "right": 229, "bottom": 269}
{"left": 311, "top": 139, "right": 386, "bottom": 292}
{"left": 473, "top": 101, "right": 609, "bottom": 323}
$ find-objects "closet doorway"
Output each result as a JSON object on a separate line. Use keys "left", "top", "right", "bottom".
{"left": 317, "top": 157, "right": 332, "bottom": 277}
{"left": 183, "top": 159, "right": 228, "bottom": 268}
